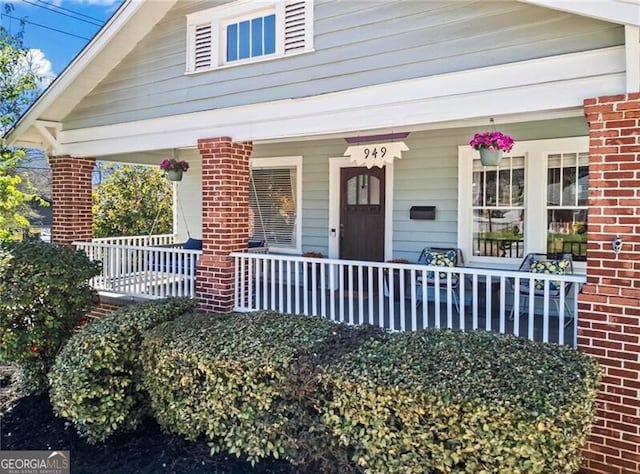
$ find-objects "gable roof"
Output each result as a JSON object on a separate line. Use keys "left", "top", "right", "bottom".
{"left": 4, "top": 0, "right": 636, "bottom": 151}
{"left": 5, "top": 0, "right": 177, "bottom": 149}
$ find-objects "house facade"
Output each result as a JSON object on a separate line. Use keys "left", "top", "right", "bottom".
{"left": 6, "top": 1, "right": 640, "bottom": 472}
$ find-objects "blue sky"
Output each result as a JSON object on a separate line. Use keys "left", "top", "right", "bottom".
{"left": 1, "top": 0, "right": 123, "bottom": 80}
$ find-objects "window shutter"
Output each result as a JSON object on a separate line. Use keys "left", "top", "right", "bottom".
{"left": 284, "top": 1, "right": 306, "bottom": 53}
{"left": 249, "top": 168, "right": 297, "bottom": 248}
{"left": 193, "top": 23, "right": 213, "bottom": 71}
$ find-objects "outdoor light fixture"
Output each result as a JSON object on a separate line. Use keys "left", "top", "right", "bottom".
{"left": 612, "top": 235, "right": 622, "bottom": 254}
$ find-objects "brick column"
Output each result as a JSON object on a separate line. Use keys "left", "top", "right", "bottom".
{"left": 196, "top": 137, "right": 252, "bottom": 313}
{"left": 49, "top": 156, "right": 95, "bottom": 246}
{"left": 579, "top": 93, "right": 640, "bottom": 474}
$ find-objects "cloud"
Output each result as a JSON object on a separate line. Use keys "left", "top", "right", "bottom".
{"left": 25, "top": 49, "right": 56, "bottom": 88}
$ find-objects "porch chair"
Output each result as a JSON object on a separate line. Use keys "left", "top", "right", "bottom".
{"left": 509, "top": 252, "right": 574, "bottom": 325}
{"left": 416, "top": 247, "right": 465, "bottom": 312}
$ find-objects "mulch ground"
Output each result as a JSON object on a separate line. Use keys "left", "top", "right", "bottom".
{"left": 0, "top": 366, "right": 300, "bottom": 474}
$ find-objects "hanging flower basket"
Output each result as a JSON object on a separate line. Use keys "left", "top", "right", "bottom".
{"left": 469, "top": 121, "right": 514, "bottom": 167}
{"left": 478, "top": 147, "right": 503, "bottom": 166}
{"left": 160, "top": 158, "right": 189, "bottom": 181}
{"left": 166, "top": 169, "right": 184, "bottom": 182}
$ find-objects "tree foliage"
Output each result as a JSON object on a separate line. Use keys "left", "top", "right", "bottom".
{"left": 93, "top": 164, "right": 174, "bottom": 238}
{"left": 1, "top": 9, "right": 38, "bottom": 133}
{"left": 0, "top": 148, "right": 32, "bottom": 240}
{"left": 0, "top": 8, "right": 40, "bottom": 241}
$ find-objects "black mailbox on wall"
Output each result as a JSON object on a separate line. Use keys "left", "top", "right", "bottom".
{"left": 410, "top": 206, "right": 436, "bottom": 220}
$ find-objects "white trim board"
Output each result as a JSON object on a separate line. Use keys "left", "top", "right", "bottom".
{"left": 328, "top": 157, "right": 393, "bottom": 262}
{"left": 625, "top": 25, "right": 640, "bottom": 92}
{"left": 518, "top": 0, "right": 640, "bottom": 27}
{"left": 15, "top": 46, "right": 625, "bottom": 155}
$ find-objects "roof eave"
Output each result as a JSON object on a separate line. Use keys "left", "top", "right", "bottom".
{"left": 518, "top": 0, "right": 640, "bottom": 27}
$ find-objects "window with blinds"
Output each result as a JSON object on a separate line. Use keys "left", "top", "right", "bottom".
{"left": 249, "top": 167, "right": 298, "bottom": 249}
{"left": 186, "top": 1, "right": 313, "bottom": 73}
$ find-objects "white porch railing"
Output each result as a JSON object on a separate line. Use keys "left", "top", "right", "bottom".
{"left": 75, "top": 241, "right": 201, "bottom": 298}
{"left": 92, "top": 234, "right": 176, "bottom": 247}
{"left": 231, "top": 253, "right": 586, "bottom": 346}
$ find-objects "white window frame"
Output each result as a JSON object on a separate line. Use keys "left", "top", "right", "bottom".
{"left": 250, "top": 156, "right": 302, "bottom": 254}
{"left": 458, "top": 136, "right": 589, "bottom": 271}
{"left": 186, "top": 0, "right": 314, "bottom": 73}
{"left": 221, "top": 8, "right": 278, "bottom": 65}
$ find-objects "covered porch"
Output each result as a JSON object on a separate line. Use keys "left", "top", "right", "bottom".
{"left": 73, "top": 232, "right": 584, "bottom": 346}
{"left": 66, "top": 108, "right": 592, "bottom": 349}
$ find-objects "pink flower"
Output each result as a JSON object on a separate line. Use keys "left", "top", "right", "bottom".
{"left": 469, "top": 131, "right": 514, "bottom": 152}
{"left": 159, "top": 158, "right": 189, "bottom": 172}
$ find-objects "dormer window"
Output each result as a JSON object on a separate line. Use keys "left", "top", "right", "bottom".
{"left": 226, "top": 12, "right": 276, "bottom": 62}
{"left": 186, "top": 1, "right": 313, "bottom": 73}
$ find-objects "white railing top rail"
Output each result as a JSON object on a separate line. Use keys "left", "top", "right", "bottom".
{"left": 229, "top": 252, "right": 586, "bottom": 283}
{"left": 91, "top": 233, "right": 175, "bottom": 241}
{"left": 90, "top": 234, "right": 177, "bottom": 246}
{"left": 75, "top": 241, "right": 202, "bottom": 255}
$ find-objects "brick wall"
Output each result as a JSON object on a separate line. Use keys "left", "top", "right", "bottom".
{"left": 580, "top": 93, "right": 640, "bottom": 474}
{"left": 49, "top": 156, "right": 95, "bottom": 246}
{"left": 196, "top": 137, "right": 253, "bottom": 312}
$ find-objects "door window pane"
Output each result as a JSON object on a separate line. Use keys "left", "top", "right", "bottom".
{"left": 347, "top": 174, "right": 381, "bottom": 205}
{"left": 347, "top": 176, "right": 357, "bottom": 205}
{"left": 368, "top": 176, "right": 380, "bottom": 205}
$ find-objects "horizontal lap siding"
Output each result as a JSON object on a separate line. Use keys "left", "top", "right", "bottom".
{"left": 232, "top": 117, "right": 588, "bottom": 260}
{"left": 63, "top": 1, "right": 622, "bottom": 129}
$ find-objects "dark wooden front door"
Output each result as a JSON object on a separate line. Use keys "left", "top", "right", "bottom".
{"left": 340, "top": 167, "right": 385, "bottom": 262}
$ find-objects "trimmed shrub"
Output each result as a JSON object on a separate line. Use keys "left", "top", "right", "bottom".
{"left": 141, "top": 312, "right": 384, "bottom": 468}
{"left": 0, "top": 241, "right": 101, "bottom": 391}
{"left": 320, "top": 329, "right": 601, "bottom": 474}
{"left": 48, "top": 297, "right": 195, "bottom": 443}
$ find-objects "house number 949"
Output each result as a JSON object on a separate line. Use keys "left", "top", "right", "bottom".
{"left": 363, "top": 147, "right": 387, "bottom": 159}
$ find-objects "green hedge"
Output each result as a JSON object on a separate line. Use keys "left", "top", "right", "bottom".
{"left": 320, "top": 329, "right": 600, "bottom": 474}
{"left": 0, "top": 241, "right": 101, "bottom": 392}
{"left": 48, "top": 297, "right": 195, "bottom": 443}
{"left": 141, "top": 312, "right": 383, "bottom": 468}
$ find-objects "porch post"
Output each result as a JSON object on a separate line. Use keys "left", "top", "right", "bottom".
{"left": 580, "top": 93, "right": 640, "bottom": 474}
{"left": 49, "top": 156, "right": 95, "bottom": 246}
{"left": 196, "top": 137, "right": 252, "bottom": 313}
